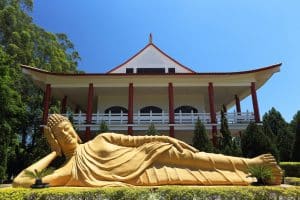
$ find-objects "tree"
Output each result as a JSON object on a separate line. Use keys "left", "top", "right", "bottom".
{"left": 241, "top": 122, "right": 279, "bottom": 161}
{"left": 146, "top": 123, "right": 159, "bottom": 135}
{"left": 219, "top": 105, "right": 241, "bottom": 156}
{"left": 0, "top": 0, "right": 80, "bottom": 179}
{"left": 99, "top": 121, "right": 109, "bottom": 134}
{"left": 0, "top": 48, "right": 24, "bottom": 181}
{"left": 263, "top": 108, "right": 294, "bottom": 161}
{"left": 219, "top": 106, "right": 232, "bottom": 148}
{"left": 192, "top": 118, "right": 213, "bottom": 152}
{"left": 291, "top": 111, "right": 300, "bottom": 161}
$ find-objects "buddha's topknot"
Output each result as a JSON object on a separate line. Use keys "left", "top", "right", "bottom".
{"left": 46, "top": 114, "right": 69, "bottom": 130}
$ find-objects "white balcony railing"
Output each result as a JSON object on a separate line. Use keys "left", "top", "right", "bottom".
{"left": 61, "top": 111, "right": 255, "bottom": 126}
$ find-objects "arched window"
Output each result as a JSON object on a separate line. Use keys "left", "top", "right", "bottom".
{"left": 140, "top": 106, "right": 162, "bottom": 113}
{"left": 105, "top": 106, "right": 128, "bottom": 114}
{"left": 174, "top": 106, "right": 198, "bottom": 113}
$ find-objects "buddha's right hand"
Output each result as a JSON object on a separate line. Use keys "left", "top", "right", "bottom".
{"left": 44, "top": 126, "right": 62, "bottom": 156}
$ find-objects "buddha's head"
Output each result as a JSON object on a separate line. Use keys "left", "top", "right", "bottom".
{"left": 45, "top": 114, "right": 82, "bottom": 157}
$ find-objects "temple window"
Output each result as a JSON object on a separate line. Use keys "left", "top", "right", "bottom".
{"left": 140, "top": 106, "right": 162, "bottom": 113}
{"left": 168, "top": 68, "right": 175, "bottom": 73}
{"left": 137, "top": 68, "right": 165, "bottom": 74}
{"left": 126, "top": 68, "right": 133, "bottom": 74}
{"left": 105, "top": 106, "right": 128, "bottom": 114}
{"left": 174, "top": 106, "right": 198, "bottom": 113}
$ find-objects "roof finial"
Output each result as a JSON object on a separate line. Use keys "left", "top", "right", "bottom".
{"left": 149, "top": 33, "right": 153, "bottom": 44}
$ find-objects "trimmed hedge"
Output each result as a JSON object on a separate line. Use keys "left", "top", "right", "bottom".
{"left": 285, "top": 177, "right": 300, "bottom": 186}
{"left": 0, "top": 186, "right": 300, "bottom": 200}
{"left": 280, "top": 162, "right": 300, "bottom": 177}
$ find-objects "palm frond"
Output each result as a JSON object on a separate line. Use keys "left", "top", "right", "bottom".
{"left": 23, "top": 167, "right": 55, "bottom": 179}
{"left": 23, "top": 170, "right": 38, "bottom": 179}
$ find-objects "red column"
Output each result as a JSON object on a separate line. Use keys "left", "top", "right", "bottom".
{"left": 43, "top": 84, "right": 51, "bottom": 125}
{"left": 85, "top": 83, "right": 94, "bottom": 141}
{"left": 61, "top": 96, "right": 67, "bottom": 114}
{"left": 235, "top": 94, "right": 241, "bottom": 114}
{"left": 208, "top": 82, "right": 217, "bottom": 146}
{"left": 168, "top": 83, "right": 175, "bottom": 137}
{"left": 127, "top": 83, "right": 134, "bottom": 135}
{"left": 251, "top": 82, "right": 260, "bottom": 122}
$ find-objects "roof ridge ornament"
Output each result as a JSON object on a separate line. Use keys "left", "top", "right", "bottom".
{"left": 149, "top": 33, "right": 153, "bottom": 44}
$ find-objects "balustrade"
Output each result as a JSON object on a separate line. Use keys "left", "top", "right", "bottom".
{"left": 60, "top": 111, "right": 254, "bottom": 126}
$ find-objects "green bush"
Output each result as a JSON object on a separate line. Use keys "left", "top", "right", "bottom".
{"left": 280, "top": 162, "right": 300, "bottom": 177}
{"left": 146, "top": 123, "right": 160, "bottom": 135}
{"left": 285, "top": 177, "right": 300, "bottom": 186}
{"left": 0, "top": 186, "right": 300, "bottom": 200}
{"left": 247, "top": 165, "right": 273, "bottom": 185}
{"left": 99, "top": 121, "right": 109, "bottom": 133}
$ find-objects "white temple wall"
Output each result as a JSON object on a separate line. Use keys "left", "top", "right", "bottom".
{"left": 97, "top": 95, "right": 128, "bottom": 113}
{"left": 174, "top": 93, "right": 205, "bottom": 113}
{"left": 96, "top": 92, "right": 206, "bottom": 113}
{"left": 134, "top": 93, "right": 168, "bottom": 112}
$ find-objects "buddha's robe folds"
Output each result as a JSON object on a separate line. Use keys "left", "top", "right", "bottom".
{"left": 65, "top": 133, "right": 252, "bottom": 187}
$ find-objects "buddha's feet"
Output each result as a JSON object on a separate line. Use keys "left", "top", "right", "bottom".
{"left": 251, "top": 154, "right": 283, "bottom": 185}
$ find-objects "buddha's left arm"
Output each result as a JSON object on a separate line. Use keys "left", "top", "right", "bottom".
{"left": 101, "top": 133, "right": 198, "bottom": 153}
{"left": 12, "top": 151, "right": 58, "bottom": 187}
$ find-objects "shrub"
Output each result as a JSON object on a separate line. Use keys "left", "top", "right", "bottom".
{"left": 0, "top": 186, "right": 300, "bottom": 200}
{"left": 241, "top": 122, "right": 279, "bottom": 161}
{"left": 291, "top": 111, "right": 300, "bottom": 161}
{"left": 263, "top": 108, "right": 294, "bottom": 161}
{"left": 146, "top": 123, "right": 159, "bottom": 135}
{"left": 192, "top": 118, "right": 213, "bottom": 152}
{"left": 285, "top": 177, "right": 300, "bottom": 186}
{"left": 99, "top": 121, "right": 109, "bottom": 133}
{"left": 280, "top": 162, "right": 300, "bottom": 177}
{"left": 247, "top": 165, "right": 273, "bottom": 185}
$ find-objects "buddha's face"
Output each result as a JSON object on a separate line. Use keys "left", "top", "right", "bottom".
{"left": 53, "top": 121, "right": 79, "bottom": 152}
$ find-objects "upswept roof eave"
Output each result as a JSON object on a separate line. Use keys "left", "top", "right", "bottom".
{"left": 196, "top": 63, "right": 281, "bottom": 75}
{"left": 106, "top": 42, "right": 196, "bottom": 74}
{"left": 21, "top": 63, "right": 281, "bottom": 77}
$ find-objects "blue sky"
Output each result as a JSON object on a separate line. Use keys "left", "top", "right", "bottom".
{"left": 32, "top": 1, "right": 300, "bottom": 122}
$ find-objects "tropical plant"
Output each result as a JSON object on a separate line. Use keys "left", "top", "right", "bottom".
{"left": 247, "top": 165, "right": 273, "bottom": 185}
{"left": 23, "top": 167, "right": 54, "bottom": 187}
{"left": 23, "top": 168, "right": 54, "bottom": 180}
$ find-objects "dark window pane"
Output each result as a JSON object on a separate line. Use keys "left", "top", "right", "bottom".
{"left": 174, "top": 106, "right": 198, "bottom": 113}
{"left": 137, "top": 68, "right": 165, "bottom": 74}
{"left": 105, "top": 106, "right": 128, "bottom": 114}
{"left": 126, "top": 68, "right": 134, "bottom": 74}
{"left": 168, "top": 68, "right": 175, "bottom": 73}
{"left": 140, "top": 106, "right": 162, "bottom": 113}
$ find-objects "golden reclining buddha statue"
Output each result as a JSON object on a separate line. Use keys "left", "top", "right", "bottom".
{"left": 13, "top": 114, "right": 282, "bottom": 187}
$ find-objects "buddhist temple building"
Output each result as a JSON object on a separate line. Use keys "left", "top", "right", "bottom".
{"left": 21, "top": 35, "right": 281, "bottom": 145}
